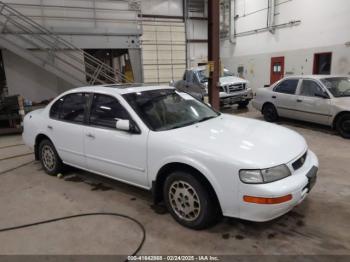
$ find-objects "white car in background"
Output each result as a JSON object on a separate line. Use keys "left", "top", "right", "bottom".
{"left": 253, "top": 76, "right": 350, "bottom": 138}
{"left": 23, "top": 85, "right": 318, "bottom": 229}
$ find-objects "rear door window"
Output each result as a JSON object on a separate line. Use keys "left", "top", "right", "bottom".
{"left": 274, "top": 79, "right": 299, "bottom": 95}
{"left": 59, "top": 93, "right": 89, "bottom": 123}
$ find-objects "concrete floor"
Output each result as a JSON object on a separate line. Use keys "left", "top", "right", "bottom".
{"left": 0, "top": 107, "right": 349, "bottom": 256}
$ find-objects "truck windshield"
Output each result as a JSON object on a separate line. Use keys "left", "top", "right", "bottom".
{"left": 123, "top": 89, "right": 219, "bottom": 131}
{"left": 197, "top": 70, "right": 209, "bottom": 83}
{"left": 321, "top": 77, "right": 350, "bottom": 97}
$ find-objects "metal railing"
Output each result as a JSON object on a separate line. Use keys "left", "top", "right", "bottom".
{"left": 0, "top": 1, "right": 132, "bottom": 86}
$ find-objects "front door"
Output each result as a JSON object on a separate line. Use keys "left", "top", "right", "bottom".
{"left": 270, "top": 57, "right": 285, "bottom": 85}
{"left": 294, "top": 79, "right": 331, "bottom": 125}
{"left": 84, "top": 93, "right": 148, "bottom": 187}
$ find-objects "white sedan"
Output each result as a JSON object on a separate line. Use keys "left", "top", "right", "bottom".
{"left": 253, "top": 75, "right": 350, "bottom": 138}
{"left": 23, "top": 85, "right": 318, "bottom": 229}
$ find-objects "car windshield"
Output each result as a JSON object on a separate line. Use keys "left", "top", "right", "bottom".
{"left": 197, "top": 70, "right": 209, "bottom": 83}
{"left": 321, "top": 77, "right": 350, "bottom": 97}
{"left": 223, "top": 68, "right": 234, "bottom": 77}
{"left": 123, "top": 89, "right": 219, "bottom": 131}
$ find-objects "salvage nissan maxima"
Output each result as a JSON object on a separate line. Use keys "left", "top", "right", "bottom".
{"left": 23, "top": 85, "right": 318, "bottom": 229}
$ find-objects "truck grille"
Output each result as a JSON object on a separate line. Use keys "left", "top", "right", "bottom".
{"left": 292, "top": 151, "right": 308, "bottom": 170}
{"left": 227, "top": 83, "right": 245, "bottom": 93}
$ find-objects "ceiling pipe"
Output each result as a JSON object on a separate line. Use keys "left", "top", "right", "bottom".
{"left": 228, "top": 0, "right": 236, "bottom": 44}
{"left": 267, "top": 0, "right": 276, "bottom": 34}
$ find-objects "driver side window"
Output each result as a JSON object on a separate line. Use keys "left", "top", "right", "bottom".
{"left": 300, "top": 80, "right": 324, "bottom": 97}
{"left": 89, "top": 94, "right": 130, "bottom": 129}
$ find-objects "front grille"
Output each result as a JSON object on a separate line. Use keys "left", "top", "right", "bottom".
{"left": 292, "top": 151, "right": 308, "bottom": 170}
{"left": 227, "top": 83, "right": 245, "bottom": 93}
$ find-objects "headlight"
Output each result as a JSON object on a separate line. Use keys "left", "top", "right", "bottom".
{"left": 239, "top": 165, "right": 291, "bottom": 184}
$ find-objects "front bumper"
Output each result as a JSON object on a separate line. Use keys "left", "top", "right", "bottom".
{"left": 237, "top": 150, "right": 319, "bottom": 222}
{"left": 220, "top": 88, "right": 253, "bottom": 105}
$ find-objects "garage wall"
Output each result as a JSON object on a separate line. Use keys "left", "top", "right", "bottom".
{"left": 187, "top": 19, "right": 208, "bottom": 67}
{"left": 221, "top": 0, "right": 350, "bottom": 90}
{"left": 141, "top": 0, "right": 183, "bottom": 16}
{"left": 142, "top": 20, "right": 186, "bottom": 84}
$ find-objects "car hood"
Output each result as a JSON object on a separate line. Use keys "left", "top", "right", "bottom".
{"left": 163, "top": 114, "right": 307, "bottom": 169}
{"left": 219, "top": 76, "right": 248, "bottom": 85}
{"left": 332, "top": 97, "right": 350, "bottom": 109}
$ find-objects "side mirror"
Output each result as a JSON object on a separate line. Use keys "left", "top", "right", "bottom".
{"left": 264, "top": 84, "right": 270, "bottom": 88}
{"left": 116, "top": 119, "right": 130, "bottom": 132}
{"left": 169, "top": 80, "right": 175, "bottom": 86}
{"left": 205, "top": 102, "right": 212, "bottom": 107}
{"left": 314, "top": 91, "right": 329, "bottom": 99}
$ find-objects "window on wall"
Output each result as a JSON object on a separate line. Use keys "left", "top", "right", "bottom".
{"left": 313, "top": 53, "right": 332, "bottom": 75}
{"left": 273, "top": 63, "right": 282, "bottom": 73}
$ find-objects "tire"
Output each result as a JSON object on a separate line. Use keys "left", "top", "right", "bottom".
{"left": 262, "top": 103, "right": 279, "bottom": 122}
{"left": 39, "top": 139, "right": 63, "bottom": 175}
{"left": 336, "top": 114, "right": 350, "bottom": 139}
{"left": 163, "top": 171, "right": 220, "bottom": 230}
{"left": 238, "top": 101, "right": 249, "bottom": 108}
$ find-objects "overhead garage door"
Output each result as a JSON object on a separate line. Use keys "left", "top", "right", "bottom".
{"left": 142, "top": 20, "right": 186, "bottom": 84}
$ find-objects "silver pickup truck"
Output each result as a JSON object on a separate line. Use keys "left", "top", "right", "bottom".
{"left": 173, "top": 67, "right": 253, "bottom": 107}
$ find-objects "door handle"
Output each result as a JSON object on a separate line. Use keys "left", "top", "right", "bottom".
{"left": 86, "top": 133, "right": 95, "bottom": 139}
{"left": 272, "top": 96, "right": 276, "bottom": 99}
{"left": 47, "top": 125, "right": 53, "bottom": 130}
{"left": 297, "top": 99, "right": 303, "bottom": 102}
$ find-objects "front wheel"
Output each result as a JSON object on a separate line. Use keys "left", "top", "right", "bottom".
{"left": 263, "top": 103, "right": 279, "bottom": 122}
{"left": 336, "top": 114, "right": 350, "bottom": 139}
{"left": 238, "top": 101, "right": 249, "bottom": 108}
{"left": 39, "top": 139, "right": 63, "bottom": 175}
{"left": 163, "top": 171, "right": 220, "bottom": 229}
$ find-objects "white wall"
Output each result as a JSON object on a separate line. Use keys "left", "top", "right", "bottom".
{"left": 221, "top": 0, "right": 350, "bottom": 90}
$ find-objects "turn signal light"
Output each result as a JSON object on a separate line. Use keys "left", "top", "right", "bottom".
{"left": 243, "top": 194, "right": 292, "bottom": 204}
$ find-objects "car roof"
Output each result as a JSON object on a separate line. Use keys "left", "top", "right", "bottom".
{"left": 67, "top": 84, "right": 175, "bottom": 96}
{"left": 283, "top": 75, "right": 348, "bottom": 80}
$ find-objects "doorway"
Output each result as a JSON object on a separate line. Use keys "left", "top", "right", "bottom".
{"left": 270, "top": 56, "right": 284, "bottom": 85}
{"left": 313, "top": 52, "right": 332, "bottom": 75}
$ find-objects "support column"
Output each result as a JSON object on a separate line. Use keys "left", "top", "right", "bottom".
{"left": 208, "top": 0, "right": 220, "bottom": 110}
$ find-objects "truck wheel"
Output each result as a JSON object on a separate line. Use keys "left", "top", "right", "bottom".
{"left": 263, "top": 104, "right": 279, "bottom": 122}
{"left": 163, "top": 171, "right": 219, "bottom": 230}
{"left": 39, "top": 139, "right": 63, "bottom": 175}
{"left": 336, "top": 114, "right": 350, "bottom": 139}
{"left": 238, "top": 101, "right": 249, "bottom": 108}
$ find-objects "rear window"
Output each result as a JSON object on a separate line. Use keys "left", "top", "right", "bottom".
{"left": 274, "top": 79, "right": 299, "bottom": 95}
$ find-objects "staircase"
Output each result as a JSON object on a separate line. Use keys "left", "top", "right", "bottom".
{"left": 0, "top": 1, "right": 130, "bottom": 87}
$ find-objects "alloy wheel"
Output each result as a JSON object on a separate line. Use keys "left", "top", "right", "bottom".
{"left": 168, "top": 180, "right": 201, "bottom": 222}
{"left": 41, "top": 145, "right": 56, "bottom": 171}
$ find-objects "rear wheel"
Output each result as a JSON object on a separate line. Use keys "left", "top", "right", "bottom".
{"left": 39, "top": 139, "right": 63, "bottom": 175}
{"left": 163, "top": 171, "right": 219, "bottom": 229}
{"left": 336, "top": 114, "right": 350, "bottom": 139}
{"left": 263, "top": 103, "right": 279, "bottom": 122}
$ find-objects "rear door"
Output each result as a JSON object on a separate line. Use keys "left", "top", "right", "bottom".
{"left": 294, "top": 79, "right": 331, "bottom": 125}
{"left": 272, "top": 78, "right": 300, "bottom": 118}
{"left": 48, "top": 93, "right": 89, "bottom": 168}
